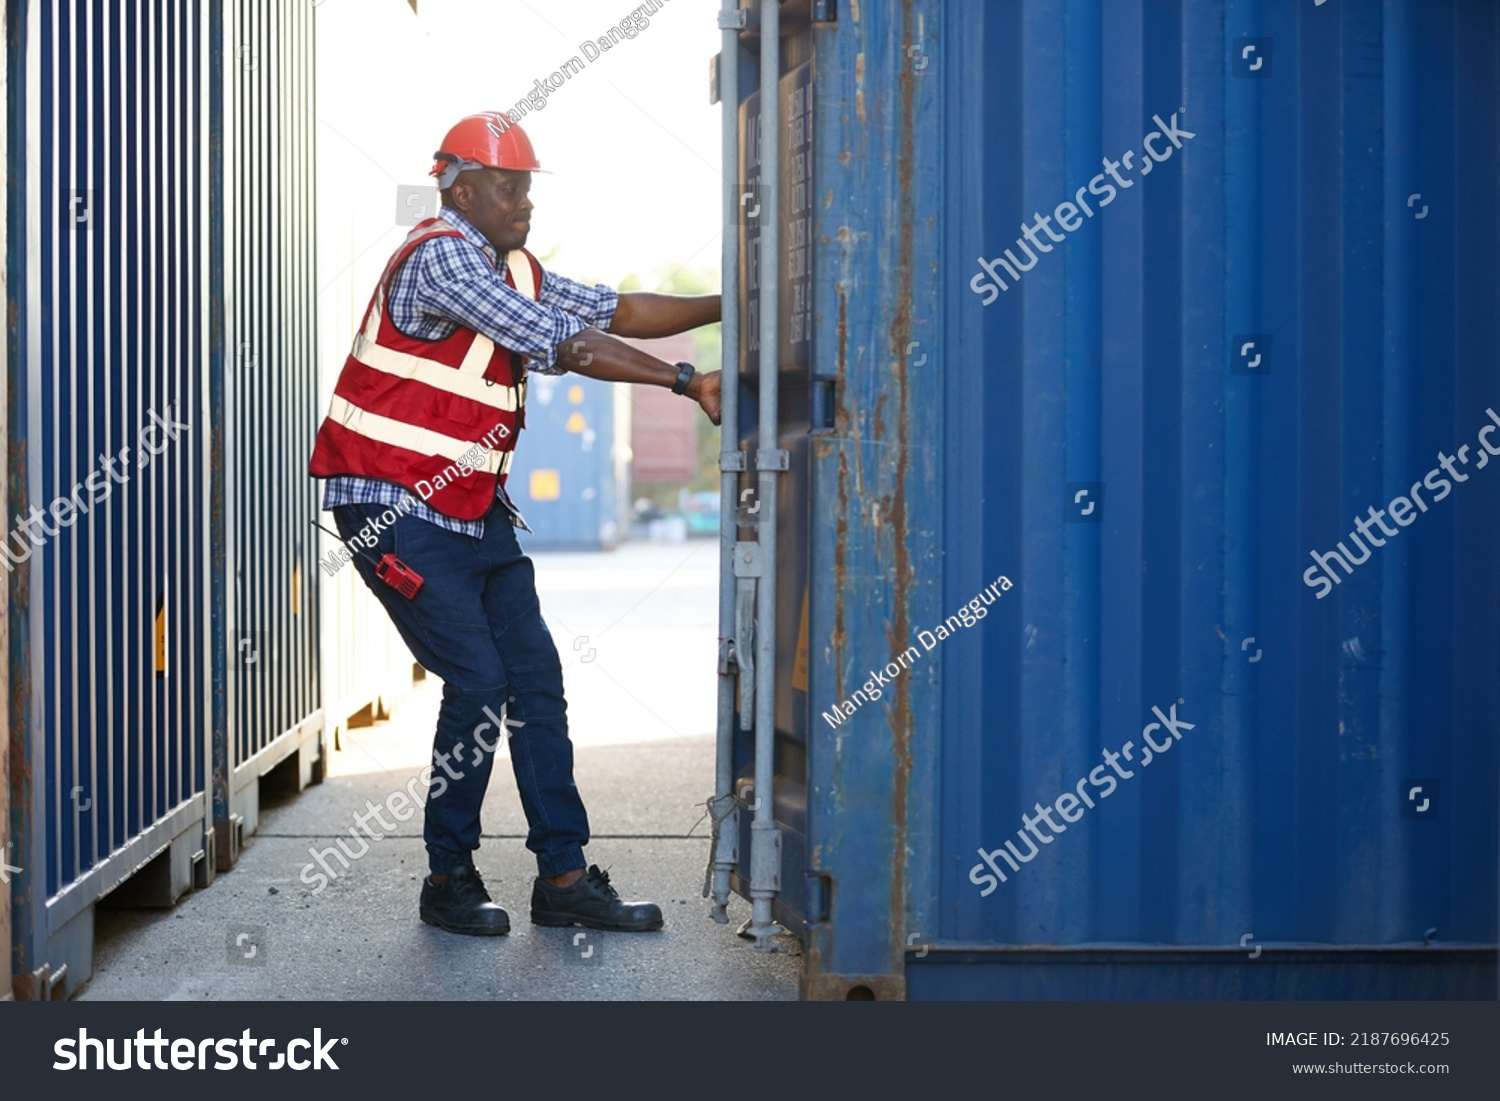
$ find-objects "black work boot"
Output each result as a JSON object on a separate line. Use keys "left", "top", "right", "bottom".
{"left": 419, "top": 864, "right": 510, "bottom": 936}
{"left": 530, "top": 865, "right": 663, "bottom": 932}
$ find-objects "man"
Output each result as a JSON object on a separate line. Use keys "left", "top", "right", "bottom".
{"left": 308, "top": 112, "right": 721, "bottom": 936}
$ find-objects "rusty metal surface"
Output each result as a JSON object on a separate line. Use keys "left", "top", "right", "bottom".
{"left": 721, "top": 0, "right": 943, "bottom": 998}
{"left": 768, "top": 0, "right": 1496, "bottom": 1002}
{"left": 798, "top": 0, "right": 942, "bottom": 999}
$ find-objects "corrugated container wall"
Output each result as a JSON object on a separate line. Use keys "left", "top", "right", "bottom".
{"left": 926, "top": 0, "right": 1498, "bottom": 1000}
{"left": 215, "top": 0, "right": 322, "bottom": 858}
{"left": 725, "top": 0, "right": 1499, "bottom": 999}
{"left": 5, "top": 0, "right": 321, "bottom": 998}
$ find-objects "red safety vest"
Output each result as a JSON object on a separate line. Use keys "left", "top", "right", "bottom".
{"left": 308, "top": 218, "right": 541, "bottom": 521}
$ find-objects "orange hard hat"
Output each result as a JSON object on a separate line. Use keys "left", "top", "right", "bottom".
{"left": 430, "top": 113, "right": 543, "bottom": 186}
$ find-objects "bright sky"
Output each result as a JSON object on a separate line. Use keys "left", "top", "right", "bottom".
{"left": 316, "top": 0, "right": 724, "bottom": 300}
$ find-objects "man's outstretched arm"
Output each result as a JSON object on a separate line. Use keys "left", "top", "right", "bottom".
{"left": 609, "top": 293, "right": 721, "bottom": 339}
{"left": 555, "top": 327, "right": 722, "bottom": 425}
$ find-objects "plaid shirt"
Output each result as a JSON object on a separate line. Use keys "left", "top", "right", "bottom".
{"left": 320, "top": 206, "right": 618, "bottom": 536}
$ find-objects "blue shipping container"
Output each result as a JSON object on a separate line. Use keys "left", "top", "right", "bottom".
{"left": 512, "top": 373, "right": 626, "bottom": 550}
{"left": 5, "top": 0, "right": 323, "bottom": 998}
{"left": 717, "top": 0, "right": 1499, "bottom": 1000}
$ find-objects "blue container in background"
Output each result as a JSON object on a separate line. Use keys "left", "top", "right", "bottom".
{"left": 512, "top": 373, "right": 627, "bottom": 551}
{"left": 726, "top": 0, "right": 1499, "bottom": 1000}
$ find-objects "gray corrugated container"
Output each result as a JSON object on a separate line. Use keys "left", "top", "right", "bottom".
{"left": 214, "top": 0, "right": 324, "bottom": 862}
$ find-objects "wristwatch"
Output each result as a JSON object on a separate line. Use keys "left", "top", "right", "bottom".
{"left": 670, "top": 361, "right": 696, "bottom": 395}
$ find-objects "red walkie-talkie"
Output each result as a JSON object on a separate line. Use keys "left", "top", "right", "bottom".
{"left": 312, "top": 521, "right": 424, "bottom": 600}
{"left": 374, "top": 553, "right": 424, "bottom": 599}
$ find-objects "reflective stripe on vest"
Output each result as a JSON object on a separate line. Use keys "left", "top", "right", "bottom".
{"left": 308, "top": 219, "right": 541, "bottom": 521}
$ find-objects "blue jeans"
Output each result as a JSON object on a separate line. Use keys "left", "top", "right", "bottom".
{"left": 332, "top": 498, "right": 590, "bottom": 877}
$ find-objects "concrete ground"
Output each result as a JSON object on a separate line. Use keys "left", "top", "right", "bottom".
{"left": 81, "top": 538, "right": 800, "bottom": 1001}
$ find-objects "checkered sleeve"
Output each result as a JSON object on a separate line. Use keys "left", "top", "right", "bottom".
{"left": 403, "top": 236, "right": 587, "bottom": 373}
{"left": 537, "top": 268, "right": 620, "bottom": 338}
{"left": 524, "top": 269, "right": 619, "bottom": 379}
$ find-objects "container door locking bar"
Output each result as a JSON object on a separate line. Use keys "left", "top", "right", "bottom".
{"left": 706, "top": 0, "right": 748, "bottom": 927}
{"left": 707, "top": 0, "right": 789, "bottom": 951}
{"left": 740, "top": 0, "right": 789, "bottom": 952}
